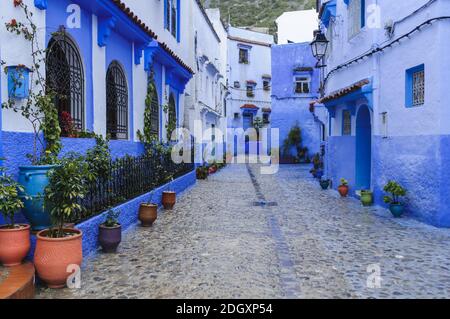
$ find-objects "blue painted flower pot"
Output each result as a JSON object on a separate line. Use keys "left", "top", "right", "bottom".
{"left": 320, "top": 180, "right": 330, "bottom": 190}
{"left": 389, "top": 204, "right": 404, "bottom": 218}
{"left": 18, "top": 165, "right": 57, "bottom": 231}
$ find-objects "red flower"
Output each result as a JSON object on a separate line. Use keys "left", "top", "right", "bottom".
{"left": 14, "top": 0, "right": 22, "bottom": 7}
{"left": 10, "top": 19, "right": 17, "bottom": 27}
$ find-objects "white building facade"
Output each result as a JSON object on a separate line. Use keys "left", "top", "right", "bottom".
{"left": 226, "top": 26, "right": 273, "bottom": 134}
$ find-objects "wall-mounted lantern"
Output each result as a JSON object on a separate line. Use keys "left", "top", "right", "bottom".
{"left": 310, "top": 30, "right": 329, "bottom": 65}
{"left": 7, "top": 65, "right": 32, "bottom": 99}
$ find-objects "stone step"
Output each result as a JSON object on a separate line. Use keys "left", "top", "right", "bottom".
{"left": 0, "top": 262, "right": 35, "bottom": 299}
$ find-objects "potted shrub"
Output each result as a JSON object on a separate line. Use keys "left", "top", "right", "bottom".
{"left": 162, "top": 176, "right": 176, "bottom": 210}
{"left": 338, "top": 178, "right": 349, "bottom": 197}
{"left": 0, "top": 166, "right": 30, "bottom": 267}
{"left": 3, "top": 7, "right": 64, "bottom": 231}
{"left": 383, "top": 181, "right": 407, "bottom": 218}
{"left": 320, "top": 178, "right": 330, "bottom": 190}
{"left": 98, "top": 209, "right": 122, "bottom": 253}
{"left": 196, "top": 166, "right": 208, "bottom": 180}
{"left": 360, "top": 190, "right": 374, "bottom": 207}
{"left": 34, "top": 154, "right": 90, "bottom": 289}
{"left": 139, "top": 191, "right": 158, "bottom": 227}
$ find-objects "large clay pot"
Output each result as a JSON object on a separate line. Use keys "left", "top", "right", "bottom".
{"left": 162, "top": 191, "right": 176, "bottom": 210}
{"left": 0, "top": 224, "right": 31, "bottom": 267}
{"left": 98, "top": 224, "right": 122, "bottom": 253}
{"left": 338, "top": 185, "right": 349, "bottom": 197}
{"left": 34, "top": 228, "right": 83, "bottom": 289}
{"left": 18, "top": 165, "right": 58, "bottom": 231}
{"left": 138, "top": 203, "right": 158, "bottom": 227}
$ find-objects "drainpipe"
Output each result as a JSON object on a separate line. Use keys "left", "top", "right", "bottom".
{"left": 371, "top": 0, "right": 381, "bottom": 191}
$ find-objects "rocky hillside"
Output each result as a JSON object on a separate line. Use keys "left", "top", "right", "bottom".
{"left": 202, "top": 0, "right": 316, "bottom": 34}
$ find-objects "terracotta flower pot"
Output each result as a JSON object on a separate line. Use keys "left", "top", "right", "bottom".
{"left": 34, "top": 228, "right": 83, "bottom": 289}
{"left": 162, "top": 191, "right": 176, "bottom": 210}
{"left": 338, "top": 185, "right": 349, "bottom": 197}
{"left": 138, "top": 203, "right": 158, "bottom": 227}
{"left": 0, "top": 224, "right": 31, "bottom": 267}
{"left": 98, "top": 224, "right": 122, "bottom": 253}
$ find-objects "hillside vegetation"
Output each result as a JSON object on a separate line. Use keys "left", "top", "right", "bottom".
{"left": 202, "top": 0, "right": 316, "bottom": 34}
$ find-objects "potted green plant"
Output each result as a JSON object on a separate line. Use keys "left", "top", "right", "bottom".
{"left": 338, "top": 178, "right": 349, "bottom": 197}
{"left": 98, "top": 209, "right": 122, "bottom": 253}
{"left": 34, "top": 154, "right": 91, "bottom": 289}
{"left": 383, "top": 181, "right": 407, "bottom": 218}
{"left": 196, "top": 166, "right": 208, "bottom": 180}
{"left": 0, "top": 166, "right": 30, "bottom": 267}
{"left": 3, "top": 5, "right": 63, "bottom": 231}
{"left": 361, "top": 190, "right": 374, "bottom": 207}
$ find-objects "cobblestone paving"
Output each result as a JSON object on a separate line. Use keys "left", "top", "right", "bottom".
{"left": 37, "top": 164, "right": 450, "bottom": 299}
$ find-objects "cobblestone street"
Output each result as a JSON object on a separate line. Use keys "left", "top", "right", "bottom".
{"left": 37, "top": 165, "right": 450, "bottom": 299}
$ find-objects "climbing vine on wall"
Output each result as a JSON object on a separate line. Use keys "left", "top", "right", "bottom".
{"left": 137, "top": 70, "right": 157, "bottom": 144}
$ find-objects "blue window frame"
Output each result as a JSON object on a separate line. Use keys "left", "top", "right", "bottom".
{"left": 165, "top": 0, "right": 180, "bottom": 42}
{"left": 405, "top": 64, "right": 425, "bottom": 107}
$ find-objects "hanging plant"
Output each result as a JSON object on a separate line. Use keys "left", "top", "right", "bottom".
{"left": 2, "top": 1, "right": 62, "bottom": 165}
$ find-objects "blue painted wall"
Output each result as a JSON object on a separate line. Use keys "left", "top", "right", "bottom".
{"left": 328, "top": 136, "right": 356, "bottom": 191}
{"left": 372, "top": 135, "right": 446, "bottom": 227}
{"left": 46, "top": 0, "right": 94, "bottom": 131}
{"left": 271, "top": 43, "right": 320, "bottom": 161}
{"left": 1, "top": 132, "right": 145, "bottom": 179}
{"left": 106, "top": 30, "right": 134, "bottom": 140}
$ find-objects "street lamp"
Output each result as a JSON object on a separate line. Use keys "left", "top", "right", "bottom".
{"left": 310, "top": 30, "right": 329, "bottom": 67}
{"left": 310, "top": 29, "right": 329, "bottom": 98}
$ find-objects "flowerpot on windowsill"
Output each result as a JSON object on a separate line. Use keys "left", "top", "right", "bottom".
{"left": 34, "top": 228, "right": 83, "bottom": 289}
{"left": 162, "top": 191, "right": 176, "bottom": 210}
{"left": 138, "top": 203, "right": 158, "bottom": 227}
{"left": 0, "top": 224, "right": 31, "bottom": 267}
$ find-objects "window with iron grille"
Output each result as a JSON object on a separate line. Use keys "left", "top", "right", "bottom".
{"left": 263, "top": 79, "right": 270, "bottom": 91}
{"left": 295, "top": 77, "right": 310, "bottom": 94}
{"left": 342, "top": 110, "right": 352, "bottom": 136}
{"left": 263, "top": 113, "right": 270, "bottom": 124}
{"left": 406, "top": 64, "right": 425, "bottom": 107}
{"left": 106, "top": 61, "right": 128, "bottom": 140}
{"left": 412, "top": 70, "right": 425, "bottom": 106}
{"left": 46, "top": 33, "right": 85, "bottom": 136}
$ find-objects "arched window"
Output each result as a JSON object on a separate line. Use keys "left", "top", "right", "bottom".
{"left": 106, "top": 61, "right": 128, "bottom": 140}
{"left": 46, "top": 34, "right": 84, "bottom": 135}
{"left": 167, "top": 94, "right": 176, "bottom": 140}
{"left": 149, "top": 82, "right": 159, "bottom": 138}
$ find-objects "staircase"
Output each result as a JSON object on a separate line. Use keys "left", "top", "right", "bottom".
{"left": 0, "top": 263, "right": 35, "bottom": 299}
